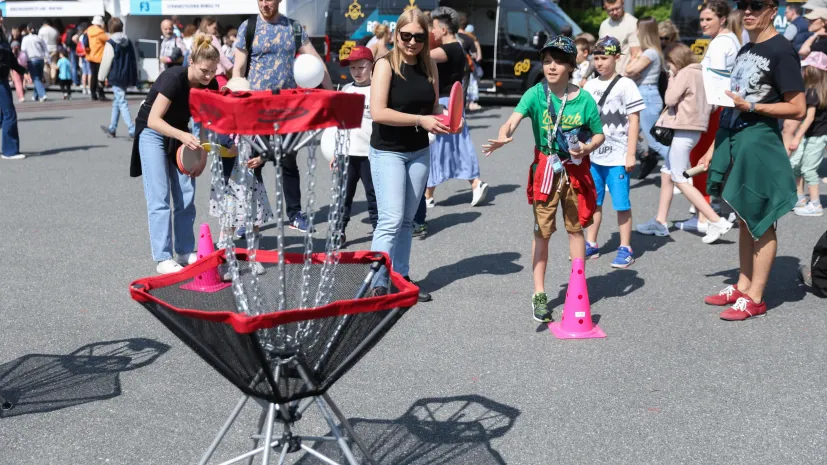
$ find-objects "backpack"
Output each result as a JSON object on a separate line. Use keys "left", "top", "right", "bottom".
{"left": 243, "top": 14, "right": 304, "bottom": 78}
{"left": 811, "top": 230, "right": 827, "bottom": 298}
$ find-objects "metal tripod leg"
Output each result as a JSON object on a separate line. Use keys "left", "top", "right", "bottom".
{"left": 313, "top": 395, "right": 360, "bottom": 465}
{"left": 245, "top": 400, "right": 271, "bottom": 465}
{"left": 199, "top": 394, "right": 252, "bottom": 465}
{"left": 321, "top": 393, "right": 379, "bottom": 465}
{"left": 261, "top": 403, "right": 276, "bottom": 465}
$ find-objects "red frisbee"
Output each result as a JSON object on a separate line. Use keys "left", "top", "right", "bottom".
{"left": 177, "top": 144, "right": 208, "bottom": 177}
{"left": 435, "top": 81, "right": 464, "bottom": 134}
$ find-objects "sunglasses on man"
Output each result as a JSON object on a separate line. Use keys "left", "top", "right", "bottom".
{"left": 398, "top": 31, "right": 427, "bottom": 44}
{"left": 735, "top": 1, "right": 775, "bottom": 11}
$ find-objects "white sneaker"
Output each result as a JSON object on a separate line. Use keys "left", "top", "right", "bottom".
{"left": 689, "top": 204, "right": 697, "bottom": 214}
{"left": 156, "top": 259, "right": 184, "bottom": 274}
{"left": 793, "top": 196, "right": 808, "bottom": 210}
{"left": 702, "top": 219, "right": 733, "bottom": 244}
{"left": 39, "top": 96, "right": 47, "bottom": 102}
{"left": 251, "top": 261, "right": 266, "bottom": 275}
{"left": 0, "top": 154, "right": 26, "bottom": 160}
{"left": 794, "top": 202, "right": 824, "bottom": 217}
{"left": 425, "top": 197, "right": 435, "bottom": 208}
{"left": 697, "top": 221, "right": 708, "bottom": 234}
{"left": 176, "top": 252, "right": 198, "bottom": 266}
{"left": 636, "top": 218, "right": 670, "bottom": 236}
{"left": 471, "top": 182, "right": 489, "bottom": 206}
{"left": 673, "top": 186, "right": 681, "bottom": 195}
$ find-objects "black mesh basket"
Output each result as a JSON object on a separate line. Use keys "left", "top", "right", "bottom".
{"left": 130, "top": 249, "right": 418, "bottom": 405}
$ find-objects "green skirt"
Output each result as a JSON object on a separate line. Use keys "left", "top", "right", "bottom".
{"left": 707, "top": 121, "right": 797, "bottom": 239}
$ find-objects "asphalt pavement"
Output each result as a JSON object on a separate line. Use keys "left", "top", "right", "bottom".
{"left": 1, "top": 91, "right": 826, "bottom": 465}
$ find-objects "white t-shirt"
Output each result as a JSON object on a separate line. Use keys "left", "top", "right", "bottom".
{"left": 572, "top": 60, "right": 591, "bottom": 84}
{"left": 342, "top": 82, "right": 372, "bottom": 157}
{"left": 38, "top": 25, "right": 59, "bottom": 53}
{"left": 701, "top": 32, "right": 741, "bottom": 71}
{"left": 599, "top": 13, "right": 640, "bottom": 73}
{"left": 21, "top": 34, "right": 47, "bottom": 61}
{"left": 584, "top": 75, "right": 646, "bottom": 166}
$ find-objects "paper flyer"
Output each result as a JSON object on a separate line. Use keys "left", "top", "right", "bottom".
{"left": 703, "top": 67, "right": 735, "bottom": 107}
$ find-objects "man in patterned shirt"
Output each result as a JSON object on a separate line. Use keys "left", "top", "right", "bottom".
{"left": 233, "top": 0, "right": 332, "bottom": 232}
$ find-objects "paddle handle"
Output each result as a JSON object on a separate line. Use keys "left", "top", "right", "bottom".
{"left": 683, "top": 165, "right": 706, "bottom": 178}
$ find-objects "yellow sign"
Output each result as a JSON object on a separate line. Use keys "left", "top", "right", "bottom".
{"left": 344, "top": 0, "right": 364, "bottom": 20}
{"left": 690, "top": 39, "right": 710, "bottom": 58}
{"left": 339, "top": 40, "right": 357, "bottom": 61}
{"left": 514, "top": 58, "right": 530, "bottom": 76}
{"left": 404, "top": 0, "right": 417, "bottom": 12}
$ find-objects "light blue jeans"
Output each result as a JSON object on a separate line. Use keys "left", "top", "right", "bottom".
{"left": 369, "top": 146, "right": 431, "bottom": 287}
{"left": 109, "top": 86, "right": 135, "bottom": 136}
{"left": 639, "top": 84, "right": 669, "bottom": 159}
{"left": 139, "top": 128, "right": 196, "bottom": 262}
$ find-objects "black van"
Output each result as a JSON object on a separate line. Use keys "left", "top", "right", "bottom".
{"left": 319, "top": 0, "right": 581, "bottom": 93}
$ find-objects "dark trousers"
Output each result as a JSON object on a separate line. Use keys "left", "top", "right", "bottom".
{"left": 342, "top": 156, "right": 378, "bottom": 229}
{"left": 280, "top": 151, "right": 302, "bottom": 221}
{"left": 0, "top": 80, "right": 20, "bottom": 156}
{"left": 58, "top": 79, "right": 72, "bottom": 96}
{"left": 89, "top": 62, "right": 104, "bottom": 99}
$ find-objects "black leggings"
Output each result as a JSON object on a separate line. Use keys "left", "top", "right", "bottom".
{"left": 342, "top": 157, "right": 377, "bottom": 229}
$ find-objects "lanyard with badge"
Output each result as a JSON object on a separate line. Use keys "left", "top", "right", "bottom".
{"left": 543, "top": 81, "right": 567, "bottom": 174}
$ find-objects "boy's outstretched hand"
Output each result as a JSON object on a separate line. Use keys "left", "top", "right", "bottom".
{"left": 482, "top": 137, "right": 512, "bottom": 156}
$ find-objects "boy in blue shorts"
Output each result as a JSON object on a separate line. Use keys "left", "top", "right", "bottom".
{"left": 483, "top": 36, "right": 605, "bottom": 323}
{"left": 582, "top": 36, "right": 644, "bottom": 268}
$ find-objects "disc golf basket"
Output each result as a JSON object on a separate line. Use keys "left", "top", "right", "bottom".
{"left": 130, "top": 88, "right": 419, "bottom": 465}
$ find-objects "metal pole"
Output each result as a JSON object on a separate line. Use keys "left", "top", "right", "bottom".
{"left": 261, "top": 403, "right": 276, "bottom": 465}
{"left": 199, "top": 394, "right": 252, "bottom": 465}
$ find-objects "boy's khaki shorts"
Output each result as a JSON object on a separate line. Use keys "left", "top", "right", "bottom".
{"left": 533, "top": 173, "right": 588, "bottom": 238}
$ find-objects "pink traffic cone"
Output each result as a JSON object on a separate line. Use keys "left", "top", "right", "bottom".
{"left": 548, "top": 258, "right": 606, "bottom": 339}
{"left": 181, "top": 223, "right": 231, "bottom": 293}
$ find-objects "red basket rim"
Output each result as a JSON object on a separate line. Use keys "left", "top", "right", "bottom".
{"left": 129, "top": 249, "right": 418, "bottom": 334}
{"left": 190, "top": 88, "right": 365, "bottom": 136}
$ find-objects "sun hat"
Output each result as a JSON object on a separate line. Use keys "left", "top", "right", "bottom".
{"left": 91, "top": 15, "right": 104, "bottom": 27}
{"left": 803, "top": 51, "right": 827, "bottom": 70}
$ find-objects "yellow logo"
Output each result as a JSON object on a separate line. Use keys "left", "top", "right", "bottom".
{"left": 404, "top": 0, "right": 417, "bottom": 11}
{"left": 339, "top": 40, "right": 357, "bottom": 61}
{"left": 690, "top": 39, "right": 710, "bottom": 58}
{"left": 540, "top": 109, "right": 582, "bottom": 132}
{"left": 344, "top": 0, "right": 364, "bottom": 20}
{"left": 514, "top": 58, "right": 530, "bottom": 76}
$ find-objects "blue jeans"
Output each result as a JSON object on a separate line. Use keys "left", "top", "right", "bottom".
{"left": 27, "top": 59, "right": 46, "bottom": 99}
{"left": 369, "top": 146, "right": 431, "bottom": 287}
{"left": 0, "top": 81, "right": 20, "bottom": 155}
{"left": 138, "top": 128, "right": 197, "bottom": 262}
{"left": 109, "top": 87, "right": 135, "bottom": 136}
{"left": 69, "top": 50, "right": 79, "bottom": 85}
{"left": 639, "top": 84, "right": 669, "bottom": 159}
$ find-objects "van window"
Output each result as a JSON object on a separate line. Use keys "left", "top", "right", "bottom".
{"left": 528, "top": 14, "right": 547, "bottom": 40}
{"left": 506, "top": 10, "right": 530, "bottom": 47}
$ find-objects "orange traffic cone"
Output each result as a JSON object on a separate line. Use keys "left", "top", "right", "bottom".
{"left": 548, "top": 258, "right": 606, "bottom": 339}
{"left": 180, "top": 223, "right": 232, "bottom": 293}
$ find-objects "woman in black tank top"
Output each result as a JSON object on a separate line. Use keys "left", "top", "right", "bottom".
{"left": 368, "top": 8, "right": 448, "bottom": 302}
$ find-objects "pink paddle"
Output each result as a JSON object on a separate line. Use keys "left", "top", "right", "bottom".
{"left": 435, "top": 81, "right": 464, "bottom": 134}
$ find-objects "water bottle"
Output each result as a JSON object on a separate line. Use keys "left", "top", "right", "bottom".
{"left": 549, "top": 154, "right": 563, "bottom": 173}
{"left": 568, "top": 134, "right": 583, "bottom": 165}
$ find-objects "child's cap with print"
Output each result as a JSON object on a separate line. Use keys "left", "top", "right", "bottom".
{"left": 341, "top": 46, "right": 374, "bottom": 66}
{"left": 802, "top": 51, "right": 827, "bottom": 71}
{"left": 539, "top": 35, "right": 577, "bottom": 60}
{"left": 593, "top": 36, "right": 622, "bottom": 56}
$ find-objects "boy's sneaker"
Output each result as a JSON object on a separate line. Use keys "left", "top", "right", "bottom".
{"left": 471, "top": 182, "right": 489, "bottom": 206}
{"left": 532, "top": 292, "right": 551, "bottom": 323}
{"left": 585, "top": 242, "right": 600, "bottom": 260}
{"left": 719, "top": 296, "right": 767, "bottom": 321}
{"left": 0, "top": 154, "right": 26, "bottom": 160}
{"left": 100, "top": 125, "right": 116, "bottom": 138}
{"left": 704, "top": 285, "right": 744, "bottom": 306}
{"left": 794, "top": 202, "right": 823, "bottom": 217}
{"left": 702, "top": 219, "right": 733, "bottom": 244}
{"left": 405, "top": 276, "right": 431, "bottom": 302}
{"left": 636, "top": 218, "right": 670, "bottom": 236}
{"left": 425, "top": 197, "right": 435, "bottom": 208}
{"left": 289, "top": 213, "right": 315, "bottom": 233}
{"left": 412, "top": 222, "right": 428, "bottom": 238}
{"left": 611, "top": 246, "right": 635, "bottom": 268}
{"left": 176, "top": 252, "right": 198, "bottom": 266}
{"left": 156, "top": 259, "right": 183, "bottom": 275}
{"left": 793, "top": 196, "right": 808, "bottom": 210}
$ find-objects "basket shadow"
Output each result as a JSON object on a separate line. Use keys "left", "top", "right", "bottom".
{"left": 704, "top": 256, "right": 805, "bottom": 307}
{"left": 418, "top": 252, "right": 523, "bottom": 293}
{"left": 0, "top": 338, "right": 170, "bottom": 418}
{"left": 296, "top": 394, "right": 520, "bottom": 465}
{"left": 436, "top": 183, "right": 520, "bottom": 208}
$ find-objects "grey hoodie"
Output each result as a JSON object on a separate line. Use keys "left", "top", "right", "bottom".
{"left": 98, "top": 33, "right": 138, "bottom": 84}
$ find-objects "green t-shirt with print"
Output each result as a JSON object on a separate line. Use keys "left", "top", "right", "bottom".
{"left": 514, "top": 82, "right": 603, "bottom": 160}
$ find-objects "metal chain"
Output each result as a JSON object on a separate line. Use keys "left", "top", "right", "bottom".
{"left": 299, "top": 133, "right": 317, "bottom": 311}
{"left": 238, "top": 141, "right": 265, "bottom": 316}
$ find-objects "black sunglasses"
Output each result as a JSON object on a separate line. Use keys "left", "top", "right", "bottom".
{"left": 735, "top": 1, "right": 773, "bottom": 11}
{"left": 660, "top": 36, "right": 670, "bottom": 41}
{"left": 398, "top": 31, "right": 427, "bottom": 44}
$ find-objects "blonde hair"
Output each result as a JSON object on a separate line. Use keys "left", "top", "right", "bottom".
{"left": 198, "top": 16, "right": 218, "bottom": 34}
{"left": 728, "top": 9, "right": 745, "bottom": 45}
{"left": 658, "top": 20, "right": 680, "bottom": 44}
{"left": 190, "top": 34, "right": 220, "bottom": 63}
{"left": 665, "top": 43, "right": 697, "bottom": 72}
{"left": 804, "top": 65, "right": 827, "bottom": 109}
{"left": 637, "top": 17, "right": 663, "bottom": 64}
{"left": 374, "top": 24, "right": 388, "bottom": 40}
{"left": 388, "top": 8, "right": 435, "bottom": 83}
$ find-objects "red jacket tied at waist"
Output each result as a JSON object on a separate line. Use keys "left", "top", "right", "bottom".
{"left": 527, "top": 147, "right": 597, "bottom": 228}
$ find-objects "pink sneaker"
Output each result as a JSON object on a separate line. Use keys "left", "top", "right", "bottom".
{"left": 719, "top": 296, "right": 767, "bottom": 321}
{"left": 704, "top": 285, "right": 744, "bottom": 306}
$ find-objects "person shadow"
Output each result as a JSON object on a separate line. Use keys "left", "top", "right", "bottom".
{"left": 0, "top": 338, "right": 170, "bottom": 418}
{"left": 704, "top": 255, "right": 806, "bottom": 308}
{"left": 601, "top": 231, "right": 672, "bottom": 259}
{"left": 435, "top": 184, "right": 521, "bottom": 208}
{"left": 295, "top": 394, "right": 520, "bottom": 464}
{"left": 418, "top": 252, "right": 524, "bottom": 293}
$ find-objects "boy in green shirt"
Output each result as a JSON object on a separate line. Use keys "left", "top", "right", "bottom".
{"left": 483, "top": 36, "right": 604, "bottom": 323}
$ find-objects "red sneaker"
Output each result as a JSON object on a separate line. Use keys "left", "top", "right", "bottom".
{"left": 704, "top": 285, "right": 744, "bottom": 306}
{"left": 719, "top": 296, "right": 767, "bottom": 321}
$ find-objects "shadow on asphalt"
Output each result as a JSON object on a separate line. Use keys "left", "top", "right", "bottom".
{"left": 18, "top": 116, "right": 68, "bottom": 122}
{"left": 296, "top": 394, "right": 519, "bottom": 465}
{"left": 704, "top": 255, "right": 806, "bottom": 307}
{"left": 546, "top": 268, "right": 645, "bottom": 314}
{"left": 604, "top": 231, "right": 673, "bottom": 259}
{"left": 419, "top": 252, "right": 523, "bottom": 293}
{"left": 0, "top": 338, "right": 170, "bottom": 418}
{"left": 426, "top": 211, "right": 482, "bottom": 238}
{"left": 436, "top": 183, "right": 521, "bottom": 208}
{"left": 30, "top": 144, "right": 107, "bottom": 157}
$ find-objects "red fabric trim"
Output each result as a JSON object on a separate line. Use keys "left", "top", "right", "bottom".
{"left": 129, "top": 249, "right": 418, "bottom": 334}
{"left": 189, "top": 89, "right": 365, "bottom": 136}
{"left": 690, "top": 107, "right": 721, "bottom": 201}
{"left": 527, "top": 147, "right": 597, "bottom": 227}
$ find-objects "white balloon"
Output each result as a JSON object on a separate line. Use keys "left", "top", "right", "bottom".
{"left": 294, "top": 54, "right": 325, "bottom": 89}
{"left": 320, "top": 127, "right": 338, "bottom": 162}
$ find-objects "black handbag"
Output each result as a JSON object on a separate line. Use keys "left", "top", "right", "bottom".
{"left": 650, "top": 107, "right": 673, "bottom": 146}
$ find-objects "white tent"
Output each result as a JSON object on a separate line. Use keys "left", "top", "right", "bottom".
{"left": 0, "top": 0, "right": 104, "bottom": 18}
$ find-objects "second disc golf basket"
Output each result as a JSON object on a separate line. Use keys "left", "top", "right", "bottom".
{"left": 130, "top": 88, "right": 419, "bottom": 464}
